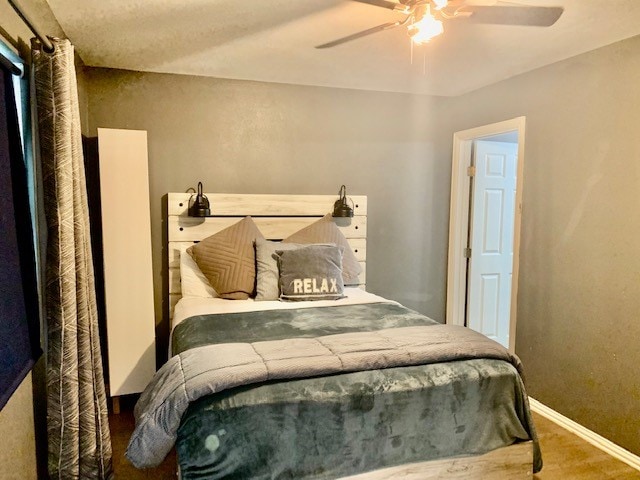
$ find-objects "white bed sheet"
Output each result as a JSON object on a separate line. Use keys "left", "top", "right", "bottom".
{"left": 172, "top": 287, "right": 394, "bottom": 331}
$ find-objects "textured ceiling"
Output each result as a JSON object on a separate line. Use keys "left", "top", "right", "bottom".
{"left": 47, "top": 0, "right": 640, "bottom": 96}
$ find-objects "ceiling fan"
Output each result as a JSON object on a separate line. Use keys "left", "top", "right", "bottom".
{"left": 316, "top": 0, "right": 564, "bottom": 49}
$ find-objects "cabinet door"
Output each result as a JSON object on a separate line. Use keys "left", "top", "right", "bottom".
{"left": 98, "top": 128, "right": 155, "bottom": 396}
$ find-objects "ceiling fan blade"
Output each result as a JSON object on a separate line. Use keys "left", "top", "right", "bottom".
{"left": 459, "top": 6, "right": 564, "bottom": 27}
{"left": 351, "top": 0, "right": 405, "bottom": 11}
{"left": 316, "top": 22, "right": 400, "bottom": 49}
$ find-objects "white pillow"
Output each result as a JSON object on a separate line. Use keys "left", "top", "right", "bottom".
{"left": 179, "top": 245, "right": 219, "bottom": 298}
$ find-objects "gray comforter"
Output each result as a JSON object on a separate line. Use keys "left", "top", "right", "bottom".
{"left": 126, "top": 322, "right": 524, "bottom": 468}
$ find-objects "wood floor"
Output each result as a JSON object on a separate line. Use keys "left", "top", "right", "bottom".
{"left": 532, "top": 414, "right": 639, "bottom": 479}
{"left": 110, "top": 399, "right": 640, "bottom": 479}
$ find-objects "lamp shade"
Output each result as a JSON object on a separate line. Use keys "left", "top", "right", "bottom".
{"left": 188, "top": 182, "right": 210, "bottom": 217}
{"left": 332, "top": 185, "right": 354, "bottom": 218}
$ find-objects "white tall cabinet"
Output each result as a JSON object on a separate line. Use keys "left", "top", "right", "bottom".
{"left": 98, "top": 128, "right": 155, "bottom": 410}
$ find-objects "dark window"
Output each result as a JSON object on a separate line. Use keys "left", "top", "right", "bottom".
{"left": 0, "top": 44, "right": 42, "bottom": 410}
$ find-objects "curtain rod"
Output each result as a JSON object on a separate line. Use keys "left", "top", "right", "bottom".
{"left": 8, "top": 0, "right": 55, "bottom": 54}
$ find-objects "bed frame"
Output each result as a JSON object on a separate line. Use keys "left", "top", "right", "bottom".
{"left": 167, "top": 192, "right": 368, "bottom": 319}
{"left": 166, "top": 192, "right": 533, "bottom": 479}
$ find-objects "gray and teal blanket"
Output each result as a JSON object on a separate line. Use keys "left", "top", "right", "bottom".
{"left": 127, "top": 303, "right": 541, "bottom": 477}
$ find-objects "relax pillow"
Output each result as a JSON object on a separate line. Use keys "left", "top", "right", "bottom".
{"left": 276, "top": 244, "right": 345, "bottom": 301}
{"left": 282, "top": 214, "right": 362, "bottom": 285}
{"left": 254, "top": 238, "right": 305, "bottom": 301}
{"left": 187, "top": 216, "right": 264, "bottom": 300}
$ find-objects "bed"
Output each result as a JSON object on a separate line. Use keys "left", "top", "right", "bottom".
{"left": 126, "top": 193, "right": 541, "bottom": 479}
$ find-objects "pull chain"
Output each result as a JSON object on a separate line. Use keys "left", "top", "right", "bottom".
{"left": 423, "top": 49, "right": 427, "bottom": 75}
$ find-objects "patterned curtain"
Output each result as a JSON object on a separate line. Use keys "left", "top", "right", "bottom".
{"left": 32, "top": 38, "right": 113, "bottom": 479}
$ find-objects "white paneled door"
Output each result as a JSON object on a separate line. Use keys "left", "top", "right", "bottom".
{"left": 467, "top": 140, "right": 518, "bottom": 348}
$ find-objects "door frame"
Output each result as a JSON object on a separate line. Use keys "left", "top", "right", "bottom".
{"left": 446, "top": 116, "right": 526, "bottom": 353}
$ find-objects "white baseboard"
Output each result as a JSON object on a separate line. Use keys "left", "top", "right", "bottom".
{"left": 529, "top": 397, "right": 640, "bottom": 472}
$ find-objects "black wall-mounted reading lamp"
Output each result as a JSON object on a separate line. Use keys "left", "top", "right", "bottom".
{"left": 188, "top": 182, "right": 211, "bottom": 217}
{"left": 332, "top": 185, "right": 354, "bottom": 218}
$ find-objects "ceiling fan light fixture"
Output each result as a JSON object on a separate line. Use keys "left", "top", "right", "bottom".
{"left": 409, "top": 11, "right": 444, "bottom": 44}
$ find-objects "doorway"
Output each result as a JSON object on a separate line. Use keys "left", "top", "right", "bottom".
{"left": 446, "top": 117, "right": 526, "bottom": 352}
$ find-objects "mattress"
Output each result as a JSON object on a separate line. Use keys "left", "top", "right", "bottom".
{"left": 172, "top": 287, "right": 391, "bottom": 329}
{"left": 177, "top": 359, "right": 530, "bottom": 479}
{"left": 152, "top": 294, "right": 542, "bottom": 479}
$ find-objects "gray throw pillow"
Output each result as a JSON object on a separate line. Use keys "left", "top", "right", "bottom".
{"left": 254, "top": 238, "right": 304, "bottom": 301}
{"left": 276, "top": 244, "right": 345, "bottom": 301}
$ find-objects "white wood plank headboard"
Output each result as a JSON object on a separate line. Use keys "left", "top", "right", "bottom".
{"left": 167, "top": 193, "right": 367, "bottom": 317}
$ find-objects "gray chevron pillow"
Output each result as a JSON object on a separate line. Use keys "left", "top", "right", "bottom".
{"left": 187, "top": 217, "right": 264, "bottom": 299}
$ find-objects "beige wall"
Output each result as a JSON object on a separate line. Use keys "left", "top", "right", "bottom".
{"left": 0, "top": 374, "right": 37, "bottom": 480}
{"left": 444, "top": 34, "right": 640, "bottom": 455}
{"left": 85, "top": 69, "right": 452, "bottom": 356}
